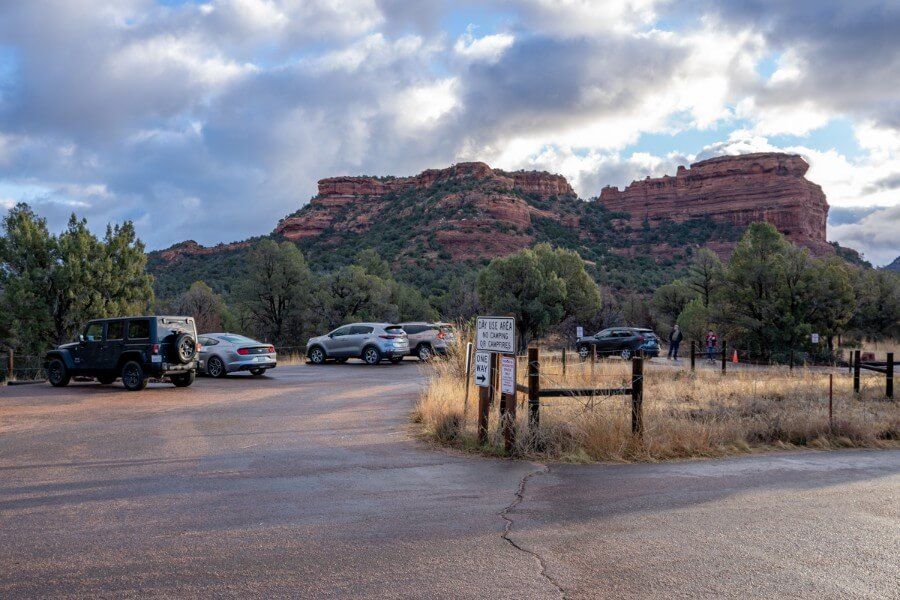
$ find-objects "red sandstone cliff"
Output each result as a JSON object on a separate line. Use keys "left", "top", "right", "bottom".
{"left": 273, "top": 162, "right": 575, "bottom": 260}
{"left": 154, "top": 153, "right": 834, "bottom": 267}
{"left": 597, "top": 153, "right": 831, "bottom": 255}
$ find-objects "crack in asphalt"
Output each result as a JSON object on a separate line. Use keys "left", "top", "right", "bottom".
{"left": 500, "top": 463, "right": 566, "bottom": 599}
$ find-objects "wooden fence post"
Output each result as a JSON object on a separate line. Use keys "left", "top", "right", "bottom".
{"left": 887, "top": 352, "right": 894, "bottom": 400}
{"left": 828, "top": 373, "right": 834, "bottom": 432}
{"left": 463, "top": 342, "right": 473, "bottom": 420}
{"left": 853, "top": 350, "right": 861, "bottom": 394}
{"left": 721, "top": 340, "right": 727, "bottom": 374}
{"left": 528, "top": 347, "right": 540, "bottom": 429}
{"left": 789, "top": 349, "right": 794, "bottom": 372}
{"left": 631, "top": 357, "right": 644, "bottom": 439}
{"left": 477, "top": 382, "right": 490, "bottom": 445}
{"left": 6, "top": 349, "right": 12, "bottom": 379}
{"left": 561, "top": 347, "right": 567, "bottom": 376}
{"left": 690, "top": 341, "right": 695, "bottom": 371}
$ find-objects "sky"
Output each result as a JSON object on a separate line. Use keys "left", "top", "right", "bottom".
{"left": 0, "top": 0, "right": 898, "bottom": 265}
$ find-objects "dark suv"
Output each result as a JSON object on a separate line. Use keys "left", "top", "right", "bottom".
{"left": 576, "top": 327, "right": 660, "bottom": 360}
{"left": 44, "top": 316, "right": 199, "bottom": 391}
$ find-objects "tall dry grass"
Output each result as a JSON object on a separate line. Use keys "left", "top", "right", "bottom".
{"left": 413, "top": 338, "right": 899, "bottom": 462}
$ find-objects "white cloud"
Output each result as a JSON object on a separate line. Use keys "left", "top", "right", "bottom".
{"left": 454, "top": 27, "right": 514, "bottom": 63}
{"left": 829, "top": 205, "right": 900, "bottom": 266}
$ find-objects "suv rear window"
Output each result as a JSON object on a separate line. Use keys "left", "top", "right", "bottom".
{"left": 384, "top": 326, "right": 405, "bottom": 334}
{"left": 157, "top": 317, "right": 196, "bottom": 340}
{"left": 127, "top": 320, "right": 150, "bottom": 339}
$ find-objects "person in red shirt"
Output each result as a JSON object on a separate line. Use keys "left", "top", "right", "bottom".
{"left": 705, "top": 330, "right": 718, "bottom": 362}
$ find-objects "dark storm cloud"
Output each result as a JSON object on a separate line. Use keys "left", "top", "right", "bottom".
{"left": 688, "top": 0, "right": 900, "bottom": 130}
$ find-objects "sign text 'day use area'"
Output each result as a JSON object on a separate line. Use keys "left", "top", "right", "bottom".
{"left": 476, "top": 317, "right": 516, "bottom": 353}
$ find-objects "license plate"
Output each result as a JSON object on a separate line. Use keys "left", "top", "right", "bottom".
{"left": 151, "top": 355, "right": 162, "bottom": 363}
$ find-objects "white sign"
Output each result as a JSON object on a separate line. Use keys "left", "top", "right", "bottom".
{"left": 474, "top": 350, "right": 491, "bottom": 388}
{"left": 476, "top": 316, "right": 516, "bottom": 353}
{"left": 811, "top": 333, "right": 820, "bottom": 344}
{"left": 576, "top": 326, "right": 584, "bottom": 338}
{"left": 500, "top": 355, "right": 516, "bottom": 396}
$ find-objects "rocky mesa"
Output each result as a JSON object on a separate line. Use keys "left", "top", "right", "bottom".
{"left": 598, "top": 152, "right": 831, "bottom": 255}
{"left": 154, "top": 152, "right": 833, "bottom": 270}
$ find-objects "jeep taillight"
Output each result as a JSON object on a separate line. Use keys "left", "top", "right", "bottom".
{"left": 237, "top": 348, "right": 250, "bottom": 355}
{"left": 151, "top": 344, "right": 159, "bottom": 354}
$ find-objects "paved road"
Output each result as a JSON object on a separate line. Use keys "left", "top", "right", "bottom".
{"left": 1, "top": 364, "right": 897, "bottom": 598}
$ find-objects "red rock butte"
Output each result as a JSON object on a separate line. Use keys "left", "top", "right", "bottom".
{"left": 598, "top": 152, "right": 831, "bottom": 254}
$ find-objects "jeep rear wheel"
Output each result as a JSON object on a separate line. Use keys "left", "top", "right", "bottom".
{"left": 121, "top": 361, "right": 148, "bottom": 391}
{"left": 47, "top": 359, "right": 70, "bottom": 387}
{"left": 171, "top": 372, "right": 195, "bottom": 387}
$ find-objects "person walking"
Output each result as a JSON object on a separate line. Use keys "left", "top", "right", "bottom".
{"left": 705, "top": 330, "right": 718, "bottom": 363}
{"left": 667, "top": 325, "right": 683, "bottom": 360}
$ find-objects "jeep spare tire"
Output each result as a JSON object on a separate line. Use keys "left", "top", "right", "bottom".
{"left": 172, "top": 333, "right": 197, "bottom": 364}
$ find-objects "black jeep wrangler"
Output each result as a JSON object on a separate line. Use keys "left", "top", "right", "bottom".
{"left": 44, "top": 316, "right": 199, "bottom": 391}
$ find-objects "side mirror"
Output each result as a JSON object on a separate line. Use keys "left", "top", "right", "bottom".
{"left": 328, "top": 333, "right": 335, "bottom": 339}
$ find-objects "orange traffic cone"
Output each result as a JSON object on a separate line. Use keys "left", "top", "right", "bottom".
{"left": 732, "top": 349, "right": 739, "bottom": 363}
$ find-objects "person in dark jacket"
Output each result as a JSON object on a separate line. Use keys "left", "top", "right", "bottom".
{"left": 667, "top": 325, "right": 683, "bottom": 360}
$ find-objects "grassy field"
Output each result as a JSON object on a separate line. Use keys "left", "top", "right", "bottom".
{"left": 413, "top": 337, "right": 899, "bottom": 462}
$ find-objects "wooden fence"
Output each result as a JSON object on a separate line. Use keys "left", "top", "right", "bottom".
{"left": 477, "top": 347, "right": 645, "bottom": 452}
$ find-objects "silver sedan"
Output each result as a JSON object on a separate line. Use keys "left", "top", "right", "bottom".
{"left": 198, "top": 333, "right": 277, "bottom": 377}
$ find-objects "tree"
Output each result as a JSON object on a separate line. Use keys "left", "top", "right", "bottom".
{"left": 238, "top": 240, "right": 314, "bottom": 344}
{"left": 651, "top": 282, "right": 694, "bottom": 333}
{"left": 174, "top": 281, "right": 227, "bottom": 333}
{"left": 477, "top": 244, "right": 601, "bottom": 350}
{"left": 0, "top": 203, "right": 153, "bottom": 354}
{"left": 719, "top": 223, "right": 791, "bottom": 355}
{"left": 676, "top": 298, "right": 712, "bottom": 345}
{"left": 850, "top": 269, "right": 900, "bottom": 340}
{"left": 317, "top": 265, "right": 393, "bottom": 327}
{"left": 684, "top": 248, "right": 722, "bottom": 308}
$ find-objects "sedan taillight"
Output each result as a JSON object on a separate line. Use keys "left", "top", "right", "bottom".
{"left": 437, "top": 332, "right": 446, "bottom": 339}
{"left": 267, "top": 346, "right": 275, "bottom": 353}
{"left": 237, "top": 348, "right": 250, "bottom": 355}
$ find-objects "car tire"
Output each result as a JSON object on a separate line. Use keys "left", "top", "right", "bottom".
{"left": 620, "top": 349, "right": 633, "bottom": 360}
{"left": 173, "top": 333, "right": 198, "bottom": 364}
{"left": 206, "top": 356, "right": 227, "bottom": 378}
{"left": 97, "top": 374, "right": 116, "bottom": 385}
{"left": 121, "top": 361, "right": 148, "bottom": 391}
{"left": 307, "top": 346, "right": 326, "bottom": 365}
{"left": 47, "top": 358, "right": 71, "bottom": 387}
{"left": 416, "top": 344, "right": 433, "bottom": 362}
{"left": 249, "top": 367, "right": 265, "bottom": 376}
{"left": 578, "top": 344, "right": 591, "bottom": 361}
{"left": 363, "top": 346, "right": 382, "bottom": 365}
{"left": 171, "top": 372, "right": 195, "bottom": 387}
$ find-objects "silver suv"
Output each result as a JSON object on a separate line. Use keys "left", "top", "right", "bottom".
{"left": 399, "top": 322, "right": 455, "bottom": 361}
{"left": 306, "top": 323, "right": 409, "bottom": 365}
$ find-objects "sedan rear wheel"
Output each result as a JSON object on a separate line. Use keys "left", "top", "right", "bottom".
{"left": 578, "top": 344, "right": 591, "bottom": 361}
{"left": 207, "top": 356, "right": 227, "bottom": 378}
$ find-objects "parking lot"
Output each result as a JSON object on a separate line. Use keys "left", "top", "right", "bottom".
{"left": 1, "top": 363, "right": 898, "bottom": 598}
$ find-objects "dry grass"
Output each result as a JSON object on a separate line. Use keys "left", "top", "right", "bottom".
{"left": 413, "top": 335, "right": 899, "bottom": 462}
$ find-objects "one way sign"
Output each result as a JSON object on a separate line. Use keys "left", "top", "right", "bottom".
{"left": 474, "top": 351, "right": 491, "bottom": 388}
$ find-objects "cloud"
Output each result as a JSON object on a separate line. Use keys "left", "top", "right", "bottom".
{"left": 0, "top": 0, "right": 896, "bottom": 263}
{"left": 829, "top": 205, "right": 900, "bottom": 266}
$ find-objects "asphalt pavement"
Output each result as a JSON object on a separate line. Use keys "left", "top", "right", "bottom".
{"left": 1, "top": 362, "right": 897, "bottom": 598}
